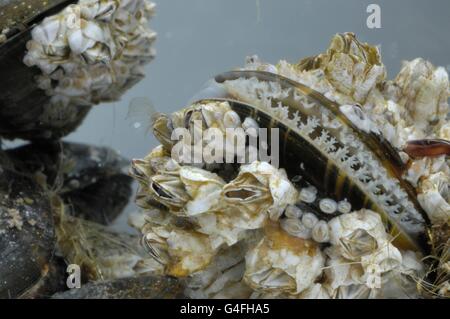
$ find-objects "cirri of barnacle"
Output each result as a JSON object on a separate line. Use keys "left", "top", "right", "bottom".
{"left": 0, "top": 0, "right": 156, "bottom": 140}
{"left": 130, "top": 33, "right": 450, "bottom": 299}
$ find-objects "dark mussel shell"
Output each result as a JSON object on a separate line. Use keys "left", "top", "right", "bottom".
{"left": 0, "top": 156, "right": 55, "bottom": 298}
{"left": 19, "top": 256, "right": 68, "bottom": 299}
{"left": 51, "top": 276, "right": 186, "bottom": 299}
{"left": 0, "top": 0, "right": 86, "bottom": 140}
{"left": 6, "top": 141, "right": 133, "bottom": 225}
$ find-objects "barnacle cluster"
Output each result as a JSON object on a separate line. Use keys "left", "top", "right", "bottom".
{"left": 23, "top": 0, "right": 156, "bottom": 112}
{"left": 0, "top": 0, "right": 156, "bottom": 140}
{"left": 130, "top": 33, "right": 449, "bottom": 298}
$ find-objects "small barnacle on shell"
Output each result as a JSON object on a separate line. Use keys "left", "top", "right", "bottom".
{"left": 328, "top": 210, "right": 388, "bottom": 261}
{"left": 0, "top": 0, "right": 156, "bottom": 140}
{"left": 138, "top": 211, "right": 216, "bottom": 277}
{"left": 244, "top": 222, "right": 325, "bottom": 295}
{"left": 294, "top": 32, "right": 386, "bottom": 105}
{"left": 222, "top": 161, "right": 299, "bottom": 222}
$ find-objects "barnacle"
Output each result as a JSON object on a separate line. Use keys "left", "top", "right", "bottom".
{"left": 244, "top": 222, "right": 325, "bottom": 295}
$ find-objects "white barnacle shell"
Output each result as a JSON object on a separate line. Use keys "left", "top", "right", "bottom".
{"left": 311, "top": 220, "right": 330, "bottom": 243}
{"left": 186, "top": 239, "right": 255, "bottom": 299}
{"left": 324, "top": 247, "right": 365, "bottom": 290}
{"left": 244, "top": 222, "right": 325, "bottom": 294}
{"left": 195, "top": 212, "right": 244, "bottom": 249}
{"left": 223, "top": 110, "right": 242, "bottom": 128}
{"left": 328, "top": 210, "right": 388, "bottom": 261}
{"left": 149, "top": 165, "right": 226, "bottom": 217}
{"left": 392, "top": 58, "right": 449, "bottom": 131}
{"left": 299, "top": 185, "right": 317, "bottom": 203}
{"left": 179, "top": 167, "right": 225, "bottom": 216}
{"left": 242, "top": 117, "right": 260, "bottom": 137}
{"left": 141, "top": 213, "right": 215, "bottom": 277}
{"left": 326, "top": 210, "right": 420, "bottom": 293}
{"left": 337, "top": 199, "right": 352, "bottom": 214}
{"left": 319, "top": 198, "right": 338, "bottom": 215}
{"left": 280, "top": 218, "right": 312, "bottom": 240}
{"left": 284, "top": 204, "right": 304, "bottom": 219}
{"left": 417, "top": 172, "right": 450, "bottom": 224}
{"left": 148, "top": 173, "right": 190, "bottom": 213}
{"left": 222, "top": 161, "right": 299, "bottom": 222}
{"left": 282, "top": 33, "right": 387, "bottom": 105}
{"left": 360, "top": 241, "right": 403, "bottom": 274}
{"left": 301, "top": 212, "right": 319, "bottom": 229}
{"left": 340, "top": 104, "right": 380, "bottom": 135}
{"left": 79, "top": 0, "right": 117, "bottom": 21}
{"left": 439, "top": 122, "right": 450, "bottom": 140}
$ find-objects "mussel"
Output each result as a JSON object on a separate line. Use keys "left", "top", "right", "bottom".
{"left": 130, "top": 33, "right": 450, "bottom": 299}
{"left": 0, "top": 0, "right": 155, "bottom": 140}
{"left": 0, "top": 154, "right": 55, "bottom": 298}
{"left": 1, "top": 141, "right": 136, "bottom": 298}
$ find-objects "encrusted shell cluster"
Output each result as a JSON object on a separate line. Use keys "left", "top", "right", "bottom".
{"left": 241, "top": 33, "right": 450, "bottom": 231}
{"left": 129, "top": 33, "right": 449, "bottom": 298}
{"left": 23, "top": 0, "right": 156, "bottom": 110}
{"left": 131, "top": 107, "right": 426, "bottom": 298}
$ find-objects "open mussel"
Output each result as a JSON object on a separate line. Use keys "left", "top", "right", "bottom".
{"left": 0, "top": 154, "right": 55, "bottom": 299}
{"left": 0, "top": 0, "right": 155, "bottom": 140}
{"left": 130, "top": 33, "right": 449, "bottom": 299}
{"left": 144, "top": 92, "right": 427, "bottom": 252}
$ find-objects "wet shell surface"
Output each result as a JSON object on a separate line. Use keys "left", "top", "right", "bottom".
{"left": 0, "top": 161, "right": 55, "bottom": 298}
{"left": 0, "top": 0, "right": 155, "bottom": 140}
{"left": 0, "top": 141, "right": 137, "bottom": 298}
{"left": 130, "top": 33, "right": 449, "bottom": 299}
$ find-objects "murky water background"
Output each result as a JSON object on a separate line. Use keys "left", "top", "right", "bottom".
{"left": 55, "top": 0, "right": 450, "bottom": 230}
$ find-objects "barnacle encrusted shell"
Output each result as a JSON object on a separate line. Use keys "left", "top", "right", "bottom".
{"left": 130, "top": 32, "right": 450, "bottom": 298}
{"left": 0, "top": 0, "right": 155, "bottom": 140}
{"left": 6, "top": 141, "right": 133, "bottom": 224}
{"left": 295, "top": 32, "right": 386, "bottom": 105}
{"left": 325, "top": 210, "right": 425, "bottom": 299}
{"left": 136, "top": 208, "right": 216, "bottom": 277}
{"left": 24, "top": 0, "right": 156, "bottom": 105}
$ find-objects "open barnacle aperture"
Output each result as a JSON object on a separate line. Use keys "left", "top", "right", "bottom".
{"left": 0, "top": 0, "right": 155, "bottom": 140}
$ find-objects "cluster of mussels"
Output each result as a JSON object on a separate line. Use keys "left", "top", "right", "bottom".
{"left": 0, "top": 0, "right": 155, "bottom": 140}
{"left": 0, "top": 0, "right": 178, "bottom": 299}
{"left": 130, "top": 33, "right": 450, "bottom": 299}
